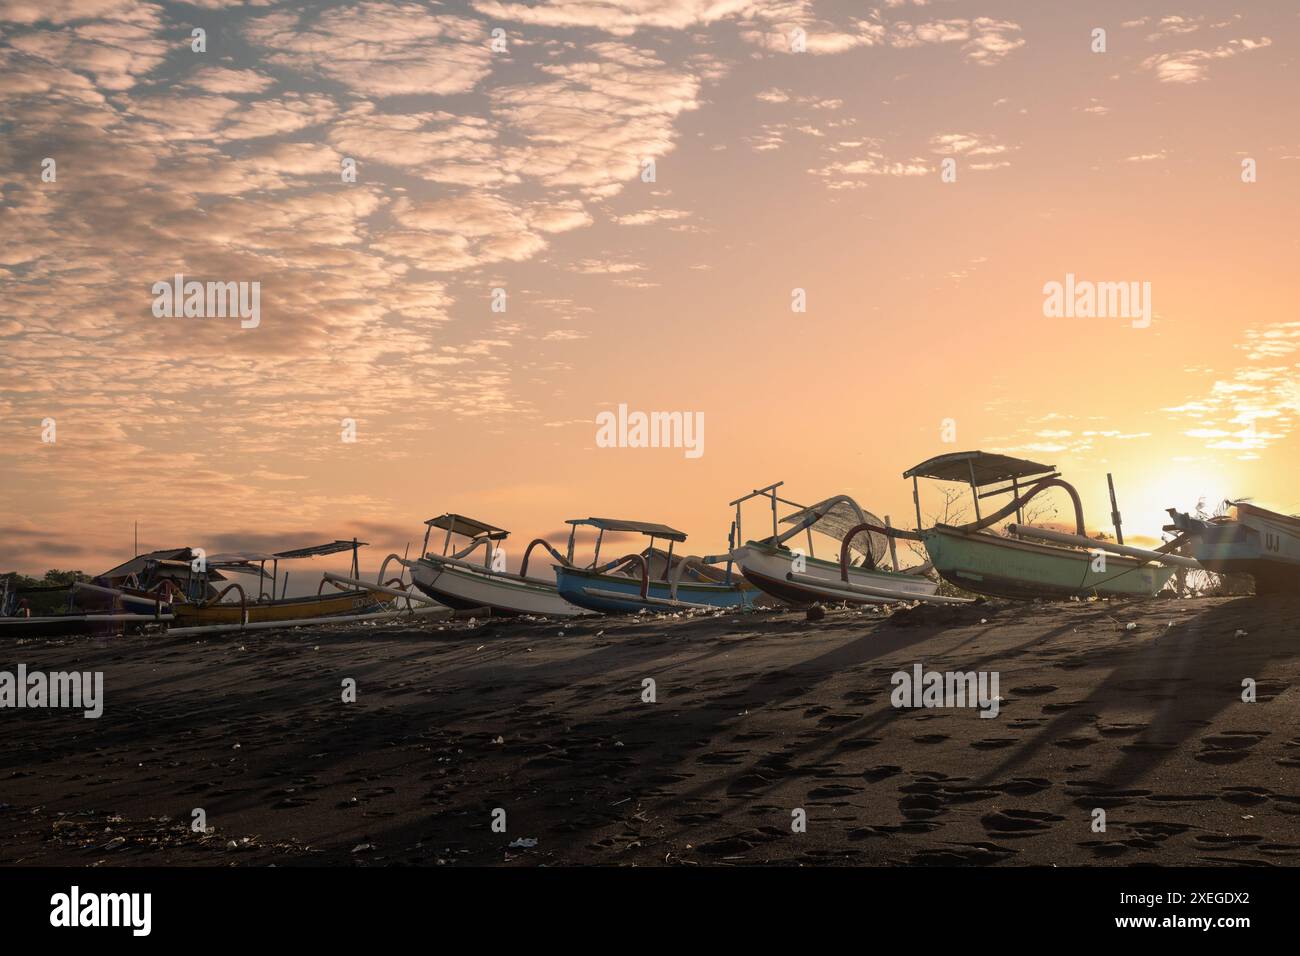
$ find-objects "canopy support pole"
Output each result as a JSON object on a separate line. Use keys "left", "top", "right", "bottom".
{"left": 912, "top": 476, "right": 923, "bottom": 532}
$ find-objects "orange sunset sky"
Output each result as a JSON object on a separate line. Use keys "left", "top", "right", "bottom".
{"left": 1, "top": 0, "right": 1297, "bottom": 579}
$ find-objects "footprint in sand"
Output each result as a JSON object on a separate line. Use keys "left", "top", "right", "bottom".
{"left": 912, "top": 734, "right": 949, "bottom": 745}
{"left": 980, "top": 809, "right": 1065, "bottom": 835}
{"left": 1064, "top": 783, "right": 1151, "bottom": 809}
{"left": 970, "top": 738, "right": 1016, "bottom": 750}
{"left": 1196, "top": 730, "right": 1270, "bottom": 764}
{"left": 1120, "top": 740, "right": 1178, "bottom": 753}
{"left": 1252, "top": 679, "right": 1290, "bottom": 703}
{"left": 1259, "top": 843, "right": 1300, "bottom": 857}
{"left": 817, "top": 713, "right": 863, "bottom": 727}
{"left": 698, "top": 750, "right": 748, "bottom": 765}
{"left": 898, "top": 793, "right": 945, "bottom": 819}
{"left": 1271, "top": 796, "right": 1300, "bottom": 815}
{"left": 1277, "top": 737, "right": 1300, "bottom": 767}
{"left": 1078, "top": 840, "right": 1131, "bottom": 859}
{"left": 1193, "top": 833, "right": 1262, "bottom": 850}
{"left": 808, "top": 784, "right": 859, "bottom": 799}
{"left": 995, "top": 777, "right": 1052, "bottom": 796}
{"left": 936, "top": 785, "right": 1001, "bottom": 804}
{"left": 727, "top": 772, "right": 773, "bottom": 795}
{"left": 1042, "top": 701, "right": 1091, "bottom": 714}
{"left": 675, "top": 811, "right": 722, "bottom": 824}
{"left": 862, "top": 765, "right": 903, "bottom": 782}
{"left": 1144, "top": 792, "right": 1216, "bottom": 804}
{"left": 1219, "top": 786, "right": 1272, "bottom": 806}
{"left": 908, "top": 842, "right": 1018, "bottom": 865}
{"left": 1096, "top": 722, "right": 1147, "bottom": 737}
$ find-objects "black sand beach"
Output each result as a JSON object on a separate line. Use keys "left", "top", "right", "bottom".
{"left": 2, "top": 596, "right": 1297, "bottom": 866}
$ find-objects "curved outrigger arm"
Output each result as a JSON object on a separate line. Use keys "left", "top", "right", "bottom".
{"left": 519, "top": 538, "right": 572, "bottom": 579}
{"left": 666, "top": 553, "right": 730, "bottom": 602}
{"left": 610, "top": 552, "right": 650, "bottom": 601}
{"left": 448, "top": 535, "right": 497, "bottom": 566}
{"left": 837, "top": 523, "right": 923, "bottom": 583}
{"left": 955, "top": 477, "right": 1087, "bottom": 536}
{"left": 766, "top": 495, "right": 867, "bottom": 546}
{"left": 205, "top": 582, "right": 248, "bottom": 626}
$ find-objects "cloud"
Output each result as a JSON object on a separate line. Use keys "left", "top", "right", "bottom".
{"left": 491, "top": 41, "right": 706, "bottom": 198}
{"left": 5, "top": 0, "right": 167, "bottom": 91}
{"left": 1143, "top": 37, "right": 1272, "bottom": 84}
{"left": 888, "top": 17, "right": 1024, "bottom": 64}
{"left": 185, "top": 65, "right": 277, "bottom": 95}
{"left": 472, "top": 0, "right": 755, "bottom": 35}
{"left": 1164, "top": 322, "right": 1300, "bottom": 456}
{"left": 245, "top": 2, "right": 493, "bottom": 97}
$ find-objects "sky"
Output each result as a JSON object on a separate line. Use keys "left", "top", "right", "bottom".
{"left": 1, "top": 0, "right": 1298, "bottom": 580}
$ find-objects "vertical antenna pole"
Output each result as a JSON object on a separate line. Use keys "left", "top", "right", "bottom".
{"left": 884, "top": 515, "right": 899, "bottom": 571}
{"left": 1107, "top": 473, "right": 1124, "bottom": 545}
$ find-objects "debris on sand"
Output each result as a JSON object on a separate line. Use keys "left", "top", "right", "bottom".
{"left": 886, "top": 601, "right": 993, "bottom": 629}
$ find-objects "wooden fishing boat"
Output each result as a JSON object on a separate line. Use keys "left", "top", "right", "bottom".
{"left": 404, "top": 514, "right": 587, "bottom": 618}
{"left": 900, "top": 451, "right": 1191, "bottom": 600}
{"left": 553, "top": 518, "right": 758, "bottom": 613}
{"left": 100, "top": 541, "right": 386, "bottom": 627}
{"left": 726, "top": 483, "right": 962, "bottom": 606}
{"left": 1, "top": 575, "right": 174, "bottom": 637}
{"left": 1165, "top": 501, "right": 1300, "bottom": 594}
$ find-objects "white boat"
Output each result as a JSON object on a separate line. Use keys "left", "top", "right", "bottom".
{"left": 403, "top": 514, "right": 588, "bottom": 618}
{"left": 1166, "top": 501, "right": 1300, "bottom": 595}
{"left": 727, "top": 483, "right": 965, "bottom": 606}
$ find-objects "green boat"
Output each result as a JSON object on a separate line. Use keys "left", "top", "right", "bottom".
{"left": 901, "top": 451, "right": 1180, "bottom": 601}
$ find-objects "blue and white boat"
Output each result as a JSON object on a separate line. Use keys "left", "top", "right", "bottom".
{"left": 553, "top": 518, "right": 758, "bottom": 613}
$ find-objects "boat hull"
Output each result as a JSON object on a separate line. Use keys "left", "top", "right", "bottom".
{"left": 175, "top": 589, "right": 379, "bottom": 626}
{"left": 555, "top": 566, "right": 756, "bottom": 614}
{"left": 922, "top": 526, "right": 1174, "bottom": 600}
{"left": 733, "top": 542, "right": 937, "bottom": 606}
{"left": 1181, "top": 507, "right": 1300, "bottom": 595}
{"left": 408, "top": 557, "right": 586, "bottom": 618}
{"left": 0, "top": 612, "right": 176, "bottom": 638}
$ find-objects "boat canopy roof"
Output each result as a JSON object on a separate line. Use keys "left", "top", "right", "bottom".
{"left": 904, "top": 451, "right": 1057, "bottom": 486}
{"left": 566, "top": 517, "right": 688, "bottom": 542}
{"left": 271, "top": 540, "right": 368, "bottom": 559}
{"left": 98, "top": 547, "right": 196, "bottom": 580}
{"left": 209, "top": 540, "right": 368, "bottom": 567}
{"left": 780, "top": 496, "right": 884, "bottom": 560}
{"left": 423, "top": 514, "right": 509, "bottom": 540}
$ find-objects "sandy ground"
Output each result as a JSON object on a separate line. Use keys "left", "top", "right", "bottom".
{"left": 1, "top": 596, "right": 1297, "bottom": 867}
